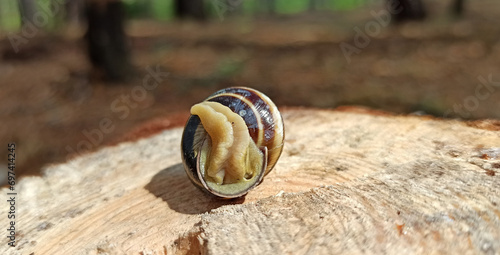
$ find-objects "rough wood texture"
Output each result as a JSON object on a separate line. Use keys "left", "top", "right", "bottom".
{"left": 2, "top": 108, "right": 499, "bottom": 255}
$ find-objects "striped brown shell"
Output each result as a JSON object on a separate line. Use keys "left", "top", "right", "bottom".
{"left": 181, "top": 87, "right": 284, "bottom": 198}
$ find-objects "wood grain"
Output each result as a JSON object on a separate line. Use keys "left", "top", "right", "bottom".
{"left": 2, "top": 108, "right": 499, "bottom": 254}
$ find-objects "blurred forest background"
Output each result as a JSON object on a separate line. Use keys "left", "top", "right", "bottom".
{"left": 0, "top": 0, "right": 499, "bottom": 185}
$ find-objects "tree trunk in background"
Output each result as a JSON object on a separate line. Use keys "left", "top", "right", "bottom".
{"left": 265, "top": 0, "right": 276, "bottom": 14}
{"left": 66, "top": 0, "right": 84, "bottom": 25}
{"left": 256, "top": 0, "right": 276, "bottom": 14}
{"left": 308, "top": 0, "right": 326, "bottom": 11}
{"left": 391, "top": 0, "right": 426, "bottom": 23}
{"left": 18, "top": 0, "right": 37, "bottom": 25}
{"left": 225, "top": 0, "right": 243, "bottom": 15}
{"left": 85, "top": 1, "right": 132, "bottom": 82}
{"left": 451, "top": 0, "right": 465, "bottom": 17}
{"left": 174, "top": 0, "right": 206, "bottom": 20}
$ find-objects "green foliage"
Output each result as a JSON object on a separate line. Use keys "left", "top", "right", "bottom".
{"left": 0, "top": 0, "right": 66, "bottom": 32}
{"left": 242, "top": 0, "right": 257, "bottom": 14}
{"left": 276, "top": 0, "right": 309, "bottom": 14}
{"left": 124, "top": 0, "right": 152, "bottom": 18}
{"left": 124, "top": 0, "right": 174, "bottom": 20}
{"left": 0, "top": 0, "right": 373, "bottom": 31}
{"left": 0, "top": 0, "right": 21, "bottom": 31}
{"left": 38, "top": 0, "right": 64, "bottom": 31}
{"left": 150, "top": 0, "right": 175, "bottom": 20}
{"left": 326, "top": 0, "right": 369, "bottom": 10}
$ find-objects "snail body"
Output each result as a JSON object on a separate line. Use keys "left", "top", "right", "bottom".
{"left": 181, "top": 87, "right": 284, "bottom": 198}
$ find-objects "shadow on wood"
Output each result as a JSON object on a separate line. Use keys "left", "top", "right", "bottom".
{"left": 144, "top": 163, "right": 245, "bottom": 214}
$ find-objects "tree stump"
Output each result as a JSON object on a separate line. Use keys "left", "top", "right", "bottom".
{"left": 2, "top": 107, "right": 499, "bottom": 254}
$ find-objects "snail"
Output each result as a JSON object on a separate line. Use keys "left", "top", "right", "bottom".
{"left": 181, "top": 87, "right": 284, "bottom": 198}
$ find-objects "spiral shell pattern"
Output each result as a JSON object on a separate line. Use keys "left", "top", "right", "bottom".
{"left": 181, "top": 87, "right": 284, "bottom": 198}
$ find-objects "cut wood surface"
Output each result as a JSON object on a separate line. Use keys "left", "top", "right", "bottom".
{"left": 2, "top": 108, "right": 500, "bottom": 255}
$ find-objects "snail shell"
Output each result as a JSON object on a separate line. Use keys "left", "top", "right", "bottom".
{"left": 181, "top": 87, "right": 284, "bottom": 198}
